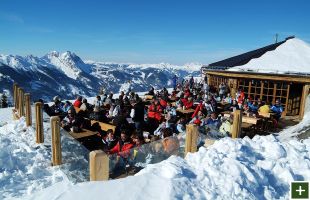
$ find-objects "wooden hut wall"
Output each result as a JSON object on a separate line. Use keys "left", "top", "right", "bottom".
{"left": 207, "top": 74, "right": 299, "bottom": 116}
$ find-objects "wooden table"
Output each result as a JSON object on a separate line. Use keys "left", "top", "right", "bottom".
{"left": 69, "top": 129, "right": 97, "bottom": 139}
{"left": 176, "top": 108, "right": 195, "bottom": 114}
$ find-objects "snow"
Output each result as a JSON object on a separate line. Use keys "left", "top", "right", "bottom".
{"left": 0, "top": 107, "right": 89, "bottom": 199}
{"left": 23, "top": 135, "right": 310, "bottom": 200}
{"left": 228, "top": 38, "right": 310, "bottom": 74}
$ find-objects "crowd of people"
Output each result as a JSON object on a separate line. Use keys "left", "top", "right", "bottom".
{"left": 42, "top": 75, "right": 284, "bottom": 171}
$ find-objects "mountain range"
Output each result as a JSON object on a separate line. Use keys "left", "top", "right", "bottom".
{"left": 0, "top": 51, "right": 201, "bottom": 102}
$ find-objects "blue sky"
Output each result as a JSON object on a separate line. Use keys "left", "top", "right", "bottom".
{"left": 1, "top": 0, "right": 310, "bottom": 65}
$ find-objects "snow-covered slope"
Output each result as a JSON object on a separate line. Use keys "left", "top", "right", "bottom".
{"left": 229, "top": 38, "right": 310, "bottom": 73}
{"left": 0, "top": 52, "right": 201, "bottom": 102}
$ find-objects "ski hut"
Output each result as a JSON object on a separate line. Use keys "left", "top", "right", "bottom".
{"left": 202, "top": 36, "right": 310, "bottom": 119}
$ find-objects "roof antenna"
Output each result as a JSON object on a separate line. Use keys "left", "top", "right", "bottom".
{"left": 275, "top": 33, "right": 279, "bottom": 43}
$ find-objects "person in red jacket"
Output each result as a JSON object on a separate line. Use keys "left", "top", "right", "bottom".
{"left": 73, "top": 96, "right": 83, "bottom": 108}
{"left": 148, "top": 99, "right": 163, "bottom": 122}
{"left": 184, "top": 97, "right": 194, "bottom": 109}
{"left": 109, "top": 131, "right": 134, "bottom": 158}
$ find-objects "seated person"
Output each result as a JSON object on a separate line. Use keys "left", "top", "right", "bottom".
{"left": 176, "top": 117, "right": 186, "bottom": 134}
{"left": 146, "top": 87, "right": 155, "bottom": 96}
{"left": 101, "top": 129, "right": 118, "bottom": 152}
{"left": 249, "top": 101, "right": 259, "bottom": 114}
{"left": 258, "top": 102, "right": 270, "bottom": 114}
{"left": 223, "top": 93, "right": 232, "bottom": 104}
{"left": 109, "top": 130, "right": 134, "bottom": 158}
{"left": 270, "top": 99, "right": 283, "bottom": 121}
{"left": 162, "top": 128, "right": 179, "bottom": 155}
{"left": 93, "top": 95, "right": 103, "bottom": 108}
{"left": 49, "top": 96, "right": 65, "bottom": 117}
{"left": 80, "top": 99, "right": 93, "bottom": 112}
{"left": 219, "top": 117, "right": 232, "bottom": 137}
{"left": 104, "top": 93, "right": 114, "bottom": 105}
{"left": 190, "top": 110, "right": 205, "bottom": 126}
{"left": 73, "top": 96, "right": 83, "bottom": 108}
{"left": 184, "top": 97, "right": 194, "bottom": 109}
{"left": 206, "top": 112, "right": 220, "bottom": 128}
{"left": 62, "top": 101, "right": 72, "bottom": 113}
{"left": 61, "top": 109, "right": 84, "bottom": 132}
{"left": 229, "top": 99, "right": 240, "bottom": 111}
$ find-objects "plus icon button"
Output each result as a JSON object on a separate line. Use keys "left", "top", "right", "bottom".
{"left": 296, "top": 185, "right": 306, "bottom": 196}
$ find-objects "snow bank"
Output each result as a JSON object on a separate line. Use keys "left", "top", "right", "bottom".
{"left": 27, "top": 134, "right": 310, "bottom": 200}
{"left": 0, "top": 107, "right": 89, "bottom": 199}
{"left": 229, "top": 38, "right": 310, "bottom": 74}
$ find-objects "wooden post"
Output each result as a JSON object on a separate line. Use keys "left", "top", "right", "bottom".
{"left": 18, "top": 88, "right": 25, "bottom": 117}
{"left": 13, "top": 83, "right": 18, "bottom": 109}
{"left": 89, "top": 150, "right": 109, "bottom": 181}
{"left": 24, "top": 93, "right": 32, "bottom": 126}
{"left": 232, "top": 110, "right": 242, "bottom": 139}
{"left": 283, "top": 84, "right": 290, "bottom": 116}
{"left": 299, "top": 84, "right": 310, "bottom": 119}
{"left": 35, "top": 102, "right": 44, "bottom": 143}
{"left": 272, "top": 83, "right": 277, "bottom": 105}
{"left": 51, "top": 116, "right": 61, "bottom": 166}
{"left": 260, "top": 81, "right": 264, "bottom": 100}
{"left": 206, "top": 75, "right": 211, "bottom": 86}
{"left": 185, "top": 124, "right": 199, "bottom": 155}
{"left": 229, "top": 78, "right": 238, "bottom": 99}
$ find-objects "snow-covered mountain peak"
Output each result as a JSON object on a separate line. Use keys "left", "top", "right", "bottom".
{"left": 0, "top": 54, "right": 31, "bottom": 69}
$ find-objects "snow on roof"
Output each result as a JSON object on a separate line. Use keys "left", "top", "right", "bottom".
{"left": 228, "top": 38, "right": 310, "bottom": 74}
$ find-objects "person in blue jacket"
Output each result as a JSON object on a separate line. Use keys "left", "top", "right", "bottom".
{"left": 270, "top": 99, "right": 284, "bottom": 121}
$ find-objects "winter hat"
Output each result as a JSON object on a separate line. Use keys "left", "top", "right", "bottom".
{"left": 53, "top": 96, "right": 60, "bottom": 102}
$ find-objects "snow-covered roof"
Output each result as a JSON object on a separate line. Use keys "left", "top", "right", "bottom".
{"left": 228, "top": 38, "right": 310, "bottom": 74}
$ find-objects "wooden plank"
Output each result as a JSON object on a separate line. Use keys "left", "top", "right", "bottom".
{"left": 284, "top": 84, "right": 290, "bottom": 116}
{"left": 69, "top": 129, "right": 97, "bottom": 139}
{"left": 35, "top": 102, "right": 44, "bottom": 143}
{"left": 51, "top": 116, "right": 62, "bottom": 166}
{"left": 248, "top": 81, "right": 252, "bottom": 98}
{"left": 185, "top": 124, "right": 198, "bottom": 155}
{"left": 260, "top": 81, "right": 264, "bottom": 100}
{"left": 232, "top": 110, "right": 242, "bottom": 138}
{"left": 299, "top": 84, "right": 310, "bottom": 119}
{"left": 272, "top": 83, "right": 277, "bottom": 105}
{"left": 89, "top": 150, "right": 109, "bottom": 181}
{"left": 242, "top": 116, "right": 259, "bottom": 125}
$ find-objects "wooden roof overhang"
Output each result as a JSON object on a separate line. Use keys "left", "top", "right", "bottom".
{"left": 202, "top": 69, "right": 310, "bottom": 84}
